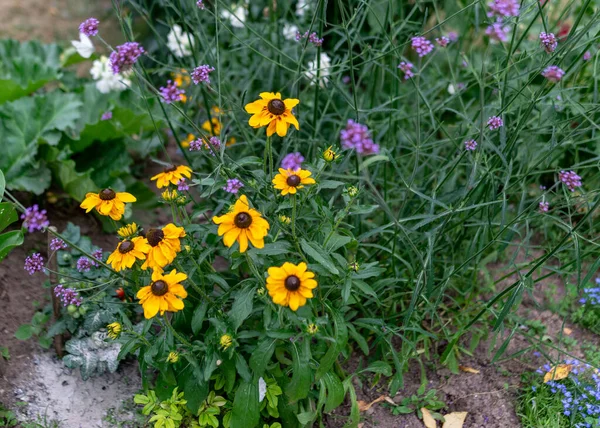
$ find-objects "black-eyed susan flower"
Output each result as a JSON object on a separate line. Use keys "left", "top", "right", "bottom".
{"left": 106, "top": 237, "right": 150, "bottom": 272}
{"left": 161, "top": 189, "right": 179, "bottom": 202}
{"left": 272, "top": 168, "right": 315, "bottom": 196}
{"left": 278, "top": 214, "right": 291, "bottom": 225}
{"left": 212, "top": 195, "right": 269, "bottom": 253}
{"left": 136, "top": 269, "right": 188, "bottom": 319}
{"left": 141, "top": 224, "right": 186, "bottom": 271}
{"left": 117, "top": 222, "right": 138, "bottom": 238}
{"left": 220, "top": 334, "right": 233, "bottom": 350}
{"left": 166, "top": 351, "right": 180, "bottom": 363}
{"left": 80, "top": 189, "right": 136, "bottom": 220}
{"left": 244, "top": 92, "right": 299, "bottom": 137}
{"left": 266, "top": 262, "right": 317, "bottom": 311}
{"left": 347, "top": 186, "right": 359, "bottom": 197}
{"left": 107, "top": 322, "right": 122, "bottom": 339}
{"left": 151, "top": 165, "right": 192, "bottom": 189}
{"left": 323, "top": 146, "right": 338, "bottom": 162}
{"left": 306, "top": 323, "right": 319, "bottom": 335}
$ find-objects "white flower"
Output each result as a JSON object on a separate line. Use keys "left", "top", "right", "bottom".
{"left": 447, "top": 83, "right": 456, "bottom": 95}
{"left": 296, "top": 0, "right": 310, "bottom": 18}
{"left": 221, "top": 4, "right": 247, "bottom": 28}
{"left": 71, "top": 33, "right": 95, "bottom": 59}
{"left": 90, "top": 56, "right": 131, "bottom": 94}
{"left": 258, "top": 377, "right": 267, "bottom": 402}
{"left": 283, "top": 23, "right": 298, "bottom": 40}
{"left": 305, "top": 53, "right": 331, "bottom": 87}
{"left": 167, "top": 24, "right": 195, "bottom": 57}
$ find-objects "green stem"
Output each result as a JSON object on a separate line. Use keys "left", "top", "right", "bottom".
{"left": 164, "top": 316, "right": 192, "bottom": 347}
{"left": 245, "top": 253, "right": 264, "bottom": 285}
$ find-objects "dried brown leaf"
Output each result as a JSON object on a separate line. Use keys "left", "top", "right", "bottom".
{"left": 563, "top": 327, "right": 573, "bottom": 335}
{"left": 421, "top": 407, "right": 437, "bottom": 428}
{"left": 458, "top": 365, "right": 480, "bottom": 374}
{"left": 544, "top": 364, "right": 573, "bottom": 383}
{"left": 442, "top": 411, "right": 468, "bottom": 428}
{"left": 358, "top": 395, "right": 388, "bottom": 412}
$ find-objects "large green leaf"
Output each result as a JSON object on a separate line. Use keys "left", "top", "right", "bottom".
{"left": 0, "top": 230, "right": 24, "bottom": 262}
{"left": 286, "top": 340, "right": 312, "bottom": 402}
{"left": 0, "top": 202, "right": 18, "bottom": 233}
{"left": 231, "top": 380, "right": 259, "bottom": 428}
{"left": 0, "top": 39, "right": 61, "bottom": 104}
{"left": 315, "top": 307, "right": 348, "bottom": 381}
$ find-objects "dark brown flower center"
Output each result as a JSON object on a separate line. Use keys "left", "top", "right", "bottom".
{"left": 164, "top": 164, "right": 177, "bottom": 173}
{"left": 99, "top": 188, "right": 116, "bottom": 201}
{"left": 286, "top": 174, "right": 301, "bottom": 187}
{"left": 267, "top": 99, "right": 285, "bottom": 115}
{"left": 146, "top": 228, "right": 165, "bottom": 247}
{"left": 234, "top": 212, "right": 253, "bottom": 229}
{"left": 284, "top": 275, "right": 301, "bottom": 291}
{"left": 118, "top": 240, "right": 134, "bottom": 254}
{"left": 150, "top": 280, "right": 168, "bottom": 296}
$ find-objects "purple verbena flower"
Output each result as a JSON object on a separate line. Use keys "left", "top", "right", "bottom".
{"left": 539, "top": 201, "right": 549, "bottom": 212}
{"left": 101, "top": 111, "right": 112, "bottom": 121}
{"left": 485, "top": 21, "right": 510, "bottom": 43}
{"left": 91, "top": 249, "right": 103, "bottom": 266}
{"left": 411, "top": 36, "right": 434, "bottom": 57}
{"left": 77, "top": 256, "right": 93, "bottom": 273}
{"left": 296, "top": 30, "right": 324, "bottom": 47}
{"left": 79, "top": 18, "right": 99, "bottom": 37}
{"left": 54, "top": 285, "right": 83, "bottom": 307}
{"left": 281, "top": 152, "right": 304, "bottom": 170}
{"left": 542, "top": 65, "right": 565, "bottom": 82}
{"left": 191, "top": 64, "right": 215, "bottom": 84}
{"left": 160, "top": 80, "right": 185, "bottom": 104}
{"left": 583, "top": 51, "right": 592, "bottom": 61}
{"left": 487, "top": 116, "right": 504, "bottom": 130}
{"left": 223, "top": 178, "right": 244, "bottom": 194}
{"left": 21, "top": 205, "right": 49, "bottom": 233}
{"left": 24, "top": 253, "right": 44, "bottom": 275}
{"left": 436, "top": 36, "right": 450, "bottom": 47}
{"left": 340, "top": 120, "right": 380, "bottom": 155}
{"left": 559, "top": 170, "right": 582, "bottom": 192}
{"left": 448, "top": 31, "right": 459, "bottom": 42}
{"left": 487, "top": 0, "right": 520, "bottom": 17}
{"left": 464, "top": 139, "right": 478, "bottom": 151}
{"left": 109, "top": 42, "right": 145, "bottom": 75}
{"left": 398, "top": 61, "right": 414, "bottom": 80}
{"left": 196, "top": 0, "right": 205, "bottom": 9}
{"left": 205, "top": 136, "right": 221, "bottom": 155}
{"left": 189, "top": 138, "right": 203, "bottom": 151}
{"left": 177, "top": 179, "right": 189, "bottom": 191}
{"left": 50, "top": 238, "right": 67, "bottom": 251}
{"left": 539, "top": 32, "right": 558, "bottom": 53}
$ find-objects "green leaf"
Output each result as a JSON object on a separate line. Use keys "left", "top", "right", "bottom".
{"left": 296, "top": 411, "right": 316, "bottom": 424}
{"left": 359, "top": 155, "right": 389, "bottom": 171}
{"left": 286, "top": 340, "right": 311, "bottom": 402}
{"left": 0, "top": 169, "right": 5, "bottom": 201}
{"left": 315, "top": 306, "right": 348, "bottom": 381}
{"left": 0, "top": 230, "right": 24, "bottom": 262}
{"left": 235, "top": 354, "right": 252, "bottom": 383}
{"left": 231, "top": 381, "right": 259, "bottom": 428}
{"left": 300, "top": 239, "right": 339, "bottom": 275}
{"left": 191, "top": 301, "right": 208, "bottom": 335}
{"left": 229, "top": 283, "right": 255, "bottom": 331}
{"left": 0, "top": 203, "right": 18, "bottom": 233}
{"left": 322, "top": 372, "right": 345, "bottom": 413}
{"left": 48, "top": 156, "right": 96, "bottom": 202}
{"left": 14, "top": 324, "right": 33, "bottom": 340}
{"left": 249, "top": 338, "right": 276, "bottom": 377}
{"left": 363, "top": 361, "right": 392, "bottom": 376}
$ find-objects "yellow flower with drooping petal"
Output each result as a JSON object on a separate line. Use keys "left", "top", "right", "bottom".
{"left": 136, "top": 269, "right": 188, "bottom": 319}
{"left": 272, "top": 168, "right": 316, "bottom": 196}
{"left": 161, "top": 189, "right": 179, "bottom": 202}
{"left": 117, "top": 223, "right": 138, "bottom": 238}
{"left": 151, "top": 165, "right": 192, "bottom": 188}
{"left": 220, "top": 334, "right": 233, "bottom": 350}
{"left": 80, "top": 188, "right": 136, "bottom": 221}
{"left": 266, "top": 262, "right": 317, "bottom": 311}
{"left": 212, "top": 195, "right": 269, "bottom": 253}
{"left": 106, "top": 237, "right": 150, "bottom": 271}
{"left": 244, "top": 92, "right": 299, "bottom": 137}
{"left": 141, "top": 224, "right": 186, "bottom": 271}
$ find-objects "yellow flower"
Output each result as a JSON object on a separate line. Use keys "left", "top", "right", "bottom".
{"left": 347, "top": 186, "right": 359, "bottom": 197}
{"left": 220, "top": 334, "right": 233, "bottom": 350}
{"left": 306, "top": 323, "right": 319, "bottom": 335}
{"left": 173, "top": 69, "right": 190, "bottom": 87}
{"left": 181, "top": 134, "right": 196, "bottom": 149}
{"left": 107, "top": 322, "right": 122, "bottom": 339}
{"left": 166, "top": 351, "right": 180, "bottom": 363}
{"left": 80, "top": 189, "right": 136, "bottom": 221}
{"left": 323, "top": 146, "right": 337, "bottom": 162}
{"left": 266, "top": 262, "right": 317, "bottom": 311}
{"left": 151, "top": 165, "right": 193, "bottom": 189}
{"left": 278, "top": 215, "right": 291, "bottom": 225}
{"left": 141, "top": 224, "right": 186, "bottom": 271}
{"left": 244, "top": 92, "right": 300, "bottom": 137}
{"left": 106, "top": 237, "right": 150, "bottom": 272}
{"left": 117, "top": 223, "right": 138, "bottom": 238}
{"left": 136, "top": 269, "right": 188, "bottom": 319}
{"left": 162, "top": 189, "right": 179, "bottom": 202}
{"left": 202, "top": 117, "right": 236, "bottom": 146}
{"left": 272, "top": 168, "right": 316, "bottom": 196}
{"left": 212, "top": 195, "right": 270, "bottom": 253}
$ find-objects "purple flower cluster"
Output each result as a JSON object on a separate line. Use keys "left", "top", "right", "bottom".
{"left": 92, "top": 249, "right": 103, "bottom": 266}
{"left": 160, "top": 80, "right": 185, "bottom": 104}
{"left": 189, "top": 138, "right": 204, "bottom": 151}
{"left": 77, "top": 256, "right": 93, "bottom": 273}
{"left": 487, "top": 116, "right": 504, "bottom": 130}
{"left": 296, "top": 31, "right": 324, "bottom": 47}
{"left": 205, "top": 136, "right": 221, "bottom": 155}
{"left": 579, "top": 280, "right": 600, "bottom": 305}
{"left": 21, "top": 205, "right": 49, "bottom": 233}
{"left": 464, "top": 139, "right": 478, "bottom": 151}
{"left": 487, "top": 0, "right": 520, "bottom": 17}
{"left": 281, "top": 152, "right": 304, "bottom": 170}
{"left": 340, "top": 120, "right": 379, "bottom": 155}
{"left": 436, "top": 36, "right": 450, "bottom": 47}
{"left": 539, "top": 32, "right": 558, "bottom": 53}
{"left": 177, "top": 179, "right": 189, "bottom": 191}
{"left": 24, "top": 253, "right": 44, "bottom": 275}
{"left": 109, "top": 42, "right": 144, "bottom": 75}
{"left": 191, "top": 64, "right": 215, "bottom": 84}
{"left": 223, "top": 178, "right": 244, "bottom": 194}
{"left": 542, "top": 65, "right": 565, "bottom": 82}
{"left": 485, "top": 21, "right": 510, "bottom": 43}
{"left": 79, "top": 18, "right": 99, "bottom": 37}
{"left": 101, "top": 111, "right": 112, "bottom": 121}
{"left": 411, "top": 36, "right": 434, "bottom": 57}
{"left": 50, "top": 238, "right": 67, "bottom": 251}
{"left": 54, "top": 285, "right": 82, "bottom": 307}
{"left": 559, "top": 170, "right": 582, "bottom": 192}
{"left": 397, "top": 61, "right": 414, "bottom": 80}
{"left": 539, "top": 201, "right": 549, "bottom": 212}
{"left": 196, "top": 0, "right": 205, "bottom": 9}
